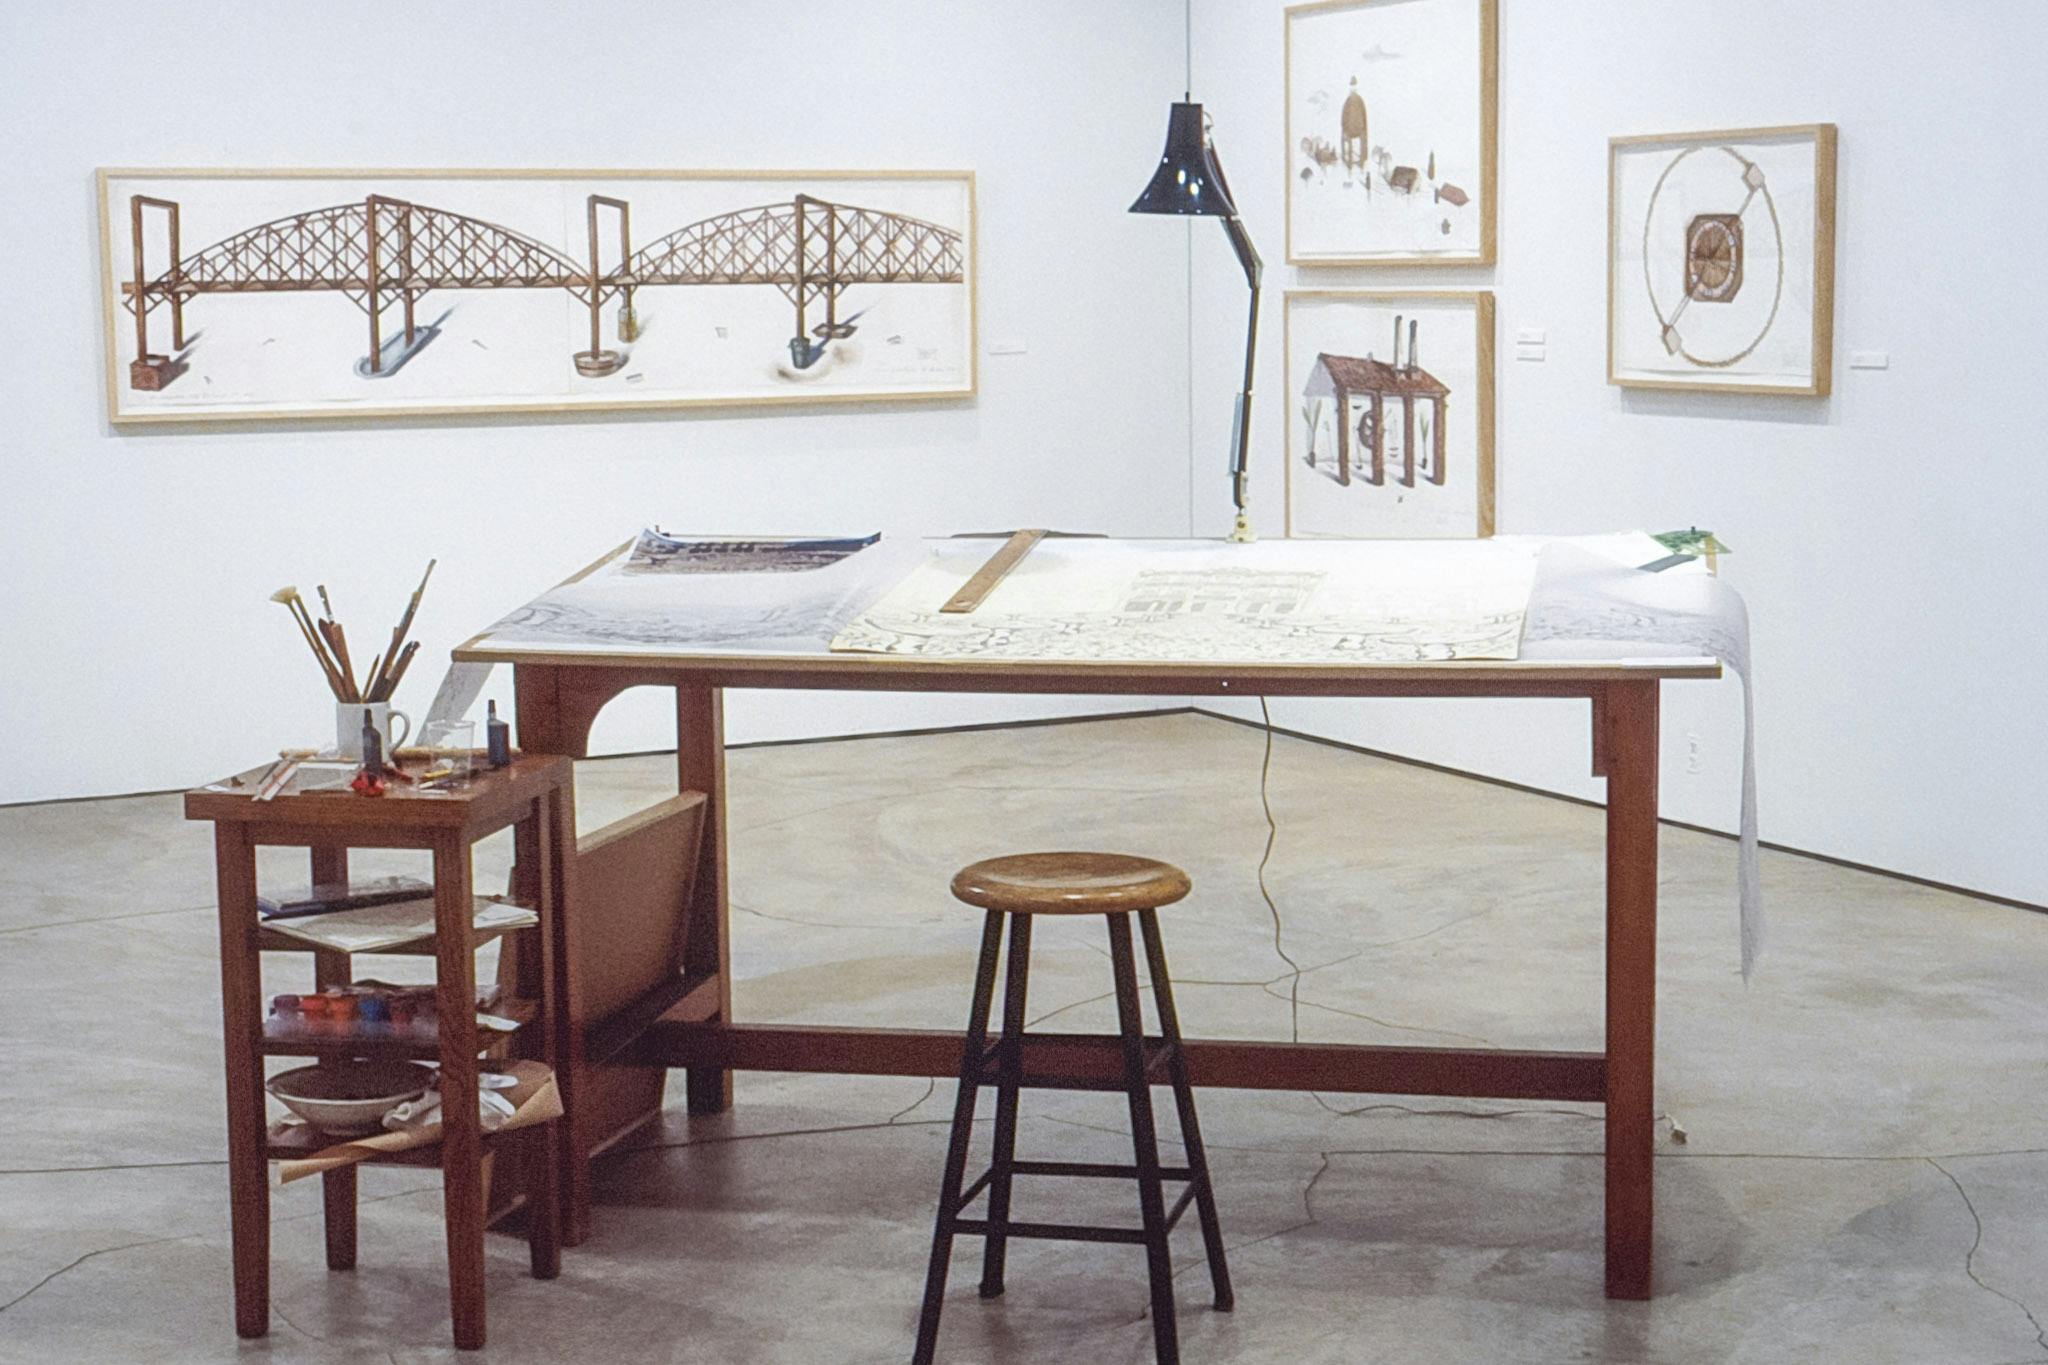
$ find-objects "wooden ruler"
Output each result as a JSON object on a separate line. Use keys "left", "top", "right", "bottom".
{"left": 940, "top": 528, "right": 1047, "bottom": 613}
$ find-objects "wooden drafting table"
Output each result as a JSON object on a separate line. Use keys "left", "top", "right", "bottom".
{"left": 454, "top": 535, "right": 1725, "bottom": 1300}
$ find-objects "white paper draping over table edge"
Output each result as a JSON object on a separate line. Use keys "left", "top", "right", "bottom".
{"left": 432, "top": 532, "right": 1761, "bottom": 974}
{"left": 1505, "top": 535, "right": 1761, "bottom": 977}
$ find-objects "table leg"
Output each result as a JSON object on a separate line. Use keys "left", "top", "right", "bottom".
{"left": 534, "top": 786, "right": 572, "bottom": 1261}
{"left": 433, "top": 833, "right": 487, "bottom": 1350}
{"left": 320, "top": 1166, "right": 358, "bottom": 1273}
{"left": 213, "top": 825, "right": 270, "bottom": 1338}
{"left": 1601, "top": 680, "right": 1660, "bottom": 1300}
{"left": 308, "top": 845, "right": 358, "bottom": 1271}
{"left": 678, "top": 685, "right": 732, "bottom": 1116}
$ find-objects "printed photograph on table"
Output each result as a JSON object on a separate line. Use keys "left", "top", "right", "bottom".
{"left": 1608, "top": 125, "right": 1836, "bottom": 395}
{"left": 1284, "top": 0, "right": 1497, "bottom": 266}
{"left": 96, "top": 168, "right": 976, "bottom": 423}
{"left": 1284, "top": 290, "right": 1494, "bottom": 539}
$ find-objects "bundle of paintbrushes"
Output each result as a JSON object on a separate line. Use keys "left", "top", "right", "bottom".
{"left": 270, "top": 560, "right": 436, "bottom": 704}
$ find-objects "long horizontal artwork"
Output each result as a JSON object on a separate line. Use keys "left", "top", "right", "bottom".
{"left": 97, "top": 169, "right": 976, "bottom": 423}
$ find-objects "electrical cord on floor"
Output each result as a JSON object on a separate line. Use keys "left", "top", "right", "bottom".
{"left": 1250, "top": 694, "right": 1687, "bottom": 1143}
{"left": 1256, "top": 695, "right": 1308, "bottom": 1045}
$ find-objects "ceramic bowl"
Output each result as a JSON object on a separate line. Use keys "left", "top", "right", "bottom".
{"left": 266, "top": 1060, "right": 434, "bottom": 1136}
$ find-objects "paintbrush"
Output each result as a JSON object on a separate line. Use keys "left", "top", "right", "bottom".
{"left": 314, "top": 583, "right": 359, "bottom": 700}
{"left": 377, "top": 639, "right": 422, "bottom": 702}
{"left": 271, "top": 586, "right": 347, "bottom": 699}
{"left": 288, "top": 596, "right": 341, "bottom": 690}
{"left": 321, "top": 619, "right": 360, "bottom": 702}
{"left": 368, "top": 559, "right": 436, "bottom": 701}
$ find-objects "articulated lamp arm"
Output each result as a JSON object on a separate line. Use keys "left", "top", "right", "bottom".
{"left": 1210, "top": 151, "right": 1263, "bottom": 543}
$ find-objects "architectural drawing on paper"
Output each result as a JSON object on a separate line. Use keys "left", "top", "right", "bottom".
{"left": 1284, "top": 290, "right": 1492, "bottom": 540}
{"left": 622, "top": 529, "right": 881, "bottom": 576}
{"left": 830, "top": 539, "right": 1538, "bottom": 664}
{"left": 1607, "top": 125, "right": 1835, "bottom": 395}
{"left": 1284, "top": 0, "right": 1497, "bottom": 265}
{"left": 99, "top": 169, "right": 976, "bottom": 422}
{"left": 1301, "top": 313, "right": 1450, "bottom": 490}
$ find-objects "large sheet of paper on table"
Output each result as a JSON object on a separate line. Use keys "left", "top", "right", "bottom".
{"left": 443, "top": 530, "right": 1761, "bottom": 974}
{"left": 830, "top": 538, "right": 1543, "bottom": 664}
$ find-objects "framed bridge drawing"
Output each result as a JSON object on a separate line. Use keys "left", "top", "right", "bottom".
{"left": 1284, "top": 0, "right": 1497, "bottom": 266}
{"left": 1283, "top": 289, "right": 1494, "bottom": 539}
{"left": 95, "top": 168, "right": 976, "bottom": 424}
{"left": 1608, "top": 126, "right": 1835, "bottom": 396}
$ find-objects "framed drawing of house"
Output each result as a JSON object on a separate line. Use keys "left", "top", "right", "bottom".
{"left": 1284, "top": 290, "right": 1495, "bottom": 538}
{"left": 1284, "top": 0, "right": 1497, "bottom": 267}
{"left": 1608, "top": 125, "right": 1836, "bottom": 396}
{"left": 96, "top": 168, "right": 976, "bottom": 424}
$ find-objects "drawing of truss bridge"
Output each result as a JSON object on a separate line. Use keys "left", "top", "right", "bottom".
{"left": 119, "top": 192, "right": 967, "bottom": 390}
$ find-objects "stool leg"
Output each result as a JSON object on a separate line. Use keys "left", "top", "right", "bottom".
{"left": 914, "top": 909, "right": 1005, "bottom": 1365}
{"left": 1139, "top": 908, "right": 1233, "bottom": 1312}
{"left": 979, "top": 912, "right": 1033, "bottom": 1298}
{"left": 1108, "top": 914, "right": 1179, "bottom": 1365}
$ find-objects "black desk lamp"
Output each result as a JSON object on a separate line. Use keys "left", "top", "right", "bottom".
{"left": 1131, "top": 99, "right": 1264, "bottom": 543}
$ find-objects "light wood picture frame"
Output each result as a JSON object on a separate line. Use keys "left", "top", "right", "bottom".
{"left": 1284, "top": 289, "right": 1495, "bottom": 538}
{"left": 1607, "top": 125, "right": 1836, "bottom": 396}
{"left": 97, "top": 167, "right": 977, "bottom": 424}
{"left": 1284, "top": 0, "right": 1498, "bottom": 267}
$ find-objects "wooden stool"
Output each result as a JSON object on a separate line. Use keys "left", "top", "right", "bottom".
{"left": 914, "top": 853, "right": 1232, "bottom": 1365}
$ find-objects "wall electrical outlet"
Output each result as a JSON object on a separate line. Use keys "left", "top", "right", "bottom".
{"left": 1685, "top": 731, "right": 1703, "bottom": 776}
{"left": 1849, "top": 350, "right": 1889, "bottom": 370}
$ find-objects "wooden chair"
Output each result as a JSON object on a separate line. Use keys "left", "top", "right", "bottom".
{"left": 914, "top": 852, "right": 1232, "bottom": 1365}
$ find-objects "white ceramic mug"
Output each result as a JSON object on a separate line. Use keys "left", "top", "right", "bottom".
{"left": 336, "top": 702, "right": 412, "bottom": 761}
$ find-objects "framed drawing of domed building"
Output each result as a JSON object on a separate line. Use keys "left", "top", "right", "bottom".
{"left": 1284, "top": 0, "right": 1497, "bottom": 267}
{"left": 1608, "top": 125, "right": 1837, "bottom": 396}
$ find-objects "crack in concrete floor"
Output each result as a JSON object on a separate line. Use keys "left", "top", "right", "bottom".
{"left": 1926, "top": 1157, "right": 2048, "bottom": 1362}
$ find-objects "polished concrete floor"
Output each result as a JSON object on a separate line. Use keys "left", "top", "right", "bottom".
{"left": 2, "top": 711, "right": 2045, "bottom": 1364}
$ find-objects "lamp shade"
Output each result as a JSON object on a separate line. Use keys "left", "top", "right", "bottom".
{"left": 1129, "top": 101, "right": 1238, "bottom": 217}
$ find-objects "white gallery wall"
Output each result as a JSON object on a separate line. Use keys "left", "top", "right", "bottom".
{"left": 0, "top": 0, "right": 1193, "bottom": 803}
{"left": 4, "top": 1, "right": 2043, "bottom": 914}
{"left": 1188, "top": 0, "right": 2048, "bottom": 906}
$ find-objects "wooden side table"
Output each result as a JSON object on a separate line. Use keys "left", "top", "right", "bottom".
{"left": 185, "top": 753, "right": 573, "bottom": 1351}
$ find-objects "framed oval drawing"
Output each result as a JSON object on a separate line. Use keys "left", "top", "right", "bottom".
{"left": 1607, "top": 125, "right": 1836, "bottom": 396}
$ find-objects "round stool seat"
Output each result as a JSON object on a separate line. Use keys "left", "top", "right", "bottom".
{"left": 951, "top": 852, "right": 1191, "bottom": 916}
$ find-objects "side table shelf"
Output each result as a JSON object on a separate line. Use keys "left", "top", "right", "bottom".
{"left": 258, "top": 996, "right": 542, "bottom": 1058}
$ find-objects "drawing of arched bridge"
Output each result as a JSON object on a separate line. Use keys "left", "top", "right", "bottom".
{"left": 119, "top": 191, "right": 967, "bottom": 390}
